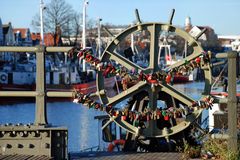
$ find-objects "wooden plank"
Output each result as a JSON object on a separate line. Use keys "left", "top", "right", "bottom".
{"left": 70, "top": 152, "right": 182, "bottom": 160}
{"left": 1, "top": 155, "right": 14, "bottom": 160}
{"left": 15, "top": 154, "right": 32, "bottom": 160}
{"left": 0, "top": 155, "right": 51, "bottom": 160}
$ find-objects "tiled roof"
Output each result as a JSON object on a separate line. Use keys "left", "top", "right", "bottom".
{"left": 197, "top": 26, "right": 215, "bottom": 34}
{"left": 13, "top": 28, "right": 29, "bottom": 39}
{"left": 186, "top": 25, "right": 214, "bottom": 36}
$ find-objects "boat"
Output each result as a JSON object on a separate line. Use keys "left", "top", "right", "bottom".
{"left": 0, "top": 77, "right": 115, "bottom": 93}
{"left": 0, "top": 58, "right": 116, "bottom": 97}
{"left": 158, "top": 37, "right": 190, "bottom": 83}
{"left": 209, "top": 79, "right": 240, "bottom": 132}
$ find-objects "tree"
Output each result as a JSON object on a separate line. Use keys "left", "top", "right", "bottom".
{"left": 31, "top": 0, "right": 78, "bottom": 46}
{"left": 63, "top": 12, "right": 82, "bottom": 46}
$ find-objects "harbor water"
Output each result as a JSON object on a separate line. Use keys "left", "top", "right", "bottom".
{"left": 0, "top": 82, "right": 207, "bottom": 152}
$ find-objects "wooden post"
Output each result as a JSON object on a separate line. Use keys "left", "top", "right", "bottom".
{"left": 227, "top": 51, "right": 238, "bottom": 152}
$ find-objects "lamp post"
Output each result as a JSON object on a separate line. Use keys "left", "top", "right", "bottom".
{"left": 82, "top": 0, "right": 89, "bottom": 72}
{"left": 40, "top": 0, "right": 45, "bottom": 45}
{"left": 97, "top": 18, "right": 102, "bottom": 59}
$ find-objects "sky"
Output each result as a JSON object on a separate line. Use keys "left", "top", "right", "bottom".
{"left": 0, "top": 0, "right": 239, "bottom": 35}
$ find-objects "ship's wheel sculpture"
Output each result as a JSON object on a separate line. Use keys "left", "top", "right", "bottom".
{"left": 73, "top": 9, "right": 213, "bottom": 151}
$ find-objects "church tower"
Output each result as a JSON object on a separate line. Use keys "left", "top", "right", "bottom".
{"left": 185, "top": 16, "right": 192, "bottom": 32}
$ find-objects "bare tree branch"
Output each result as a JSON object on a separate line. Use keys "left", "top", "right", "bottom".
{"left": 31, "top": 0, "right": 79, "bottom": 46}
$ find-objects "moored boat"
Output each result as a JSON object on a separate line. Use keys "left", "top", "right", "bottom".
{"left": 0, "top": 76, "right": 115, "bottom": 93}
{"left": 209, "top": 79, "right": 240, "bottom": 132}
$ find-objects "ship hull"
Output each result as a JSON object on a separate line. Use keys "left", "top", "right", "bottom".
{"left": 173, "top": 75, "right": 189, "bottom": 83}
{"left": 0, "top": 77, "right": 116, "bottom": 104}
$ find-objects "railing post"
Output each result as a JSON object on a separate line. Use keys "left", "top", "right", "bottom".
{"left": 216, "top": 51, "right": 238, "bottom": 152}
{"left": 227, "top": 51, "right": 238, "bottom": 152}
{"left": 35, "top": 45, "right": 48, "bottom": 125}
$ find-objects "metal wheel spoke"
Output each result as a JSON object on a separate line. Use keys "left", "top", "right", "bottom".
{"left": 165, "top": 50, "right": 203, "bottom": 71}
{"left": 148, "top": 90, "right": 158, "bottom": 110}
{"left": 101, "top": 115, "right": 138, "bottom": 135}
{"left": 159, "top": 83, "right": 195, "bottom": 106}
{"left": 107, "top": 81, "right": 148, "bottom": 106}
{"left": 106, "top": 50, "right": 143, "bottom": 72}
{"left": 149, "top": 24, "right": 160, "bottom": 72}
{"left": 113, "top": 116, "right": 138, "bottom": 134}
{"left": 147, "top": 90, "right": 158, "bottom": 136}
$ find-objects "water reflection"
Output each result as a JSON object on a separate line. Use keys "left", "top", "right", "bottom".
{"left": 47, "top": 102, "right": 104, "bottom": 151}
{"left": 0, "top": 102, "right": 104, "bottom": 151}
{"left": 173, "top": 81, "right": 205, "bottom": 99}
{"left": 0, "top": 103, "right": 35, "bottom": 123}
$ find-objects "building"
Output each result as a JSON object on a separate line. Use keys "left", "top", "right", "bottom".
{"left": 31, "top": 33, "right": 63, "bottom": 46}
{"left": 185, "top": 16, "right": 192, "bottom": 32}
{"left": 218, "top": 35, "right": 240, "bottom": 51}
{"left": 0, "top": 18, "right": 3, "bottom": 46}
{"left": 184, "top": 17, "right": 220, "bottom": 51}
{"left": 31, "top": 26, "right": 62, "bottom": 47}
{"left": 13, "top": 28, "right": 32, "bottom": 46}
{"left": 44, "top": 33, "right": 62, "bottom": 46}
{"left": 31, "top": 33, "right": 41, "bottom": 46}
{"left": 1, "top": 22, "right": 15, "bottom": 61}
{"left": 2, "top": 22, "right": 15, "bottom": 46}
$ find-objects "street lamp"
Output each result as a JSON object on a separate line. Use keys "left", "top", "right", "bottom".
{"left": 97, "top": 18, "right": 102, "bottom": 59}
{"left": 40, "top": 0, "right": 45, "bottom": 45}
{"left": 82, "top": 0, "right": 89, "bottom": 72}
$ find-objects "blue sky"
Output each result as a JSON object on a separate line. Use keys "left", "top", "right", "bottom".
{"left": 0, "top": 0, "right": 239, "bottom": 35}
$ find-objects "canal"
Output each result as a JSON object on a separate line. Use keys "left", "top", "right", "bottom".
{"left": 0, "top": 82, "right": 206, "bottom": 152}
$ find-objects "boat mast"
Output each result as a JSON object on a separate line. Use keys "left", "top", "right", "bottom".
{"left": 82, "top": 0, "right": 89, "bottom": 72}
{"left": 97, "top": 17, "right": 102, "bottom": 59}
{"left": 131, "top": 24, "right": 134, "bottom": 54}
{"left": 40, "top": 0, "right": 45, "bottom": 45}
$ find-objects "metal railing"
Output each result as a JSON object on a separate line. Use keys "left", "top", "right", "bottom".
{"left": 0, "top": 46, "right": 75, "bottom": 125}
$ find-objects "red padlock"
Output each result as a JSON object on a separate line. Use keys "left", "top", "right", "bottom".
{"left": 195, "top": 57, "right": 201, "bottom": 64}
{"left": 85, "top": 54, "right": 93, "bottom": 62}
{"left": 164, "top": 115, "right": 169, "bottom": 121}
{"left": 103, "top": 66, "right": 112, "bottom": 77}
{"left": 121, "top": 115, "right": 127, "bottom": 121}
{"left": 165, "top": 74, "right": 171, "bottom": 84}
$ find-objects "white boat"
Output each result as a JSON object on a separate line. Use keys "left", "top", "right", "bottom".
{"left": 209, "top": 79, "right": 240, "bottom": 132}
{"left": 158, "top": 37, "right": 190, "bottom": 83}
